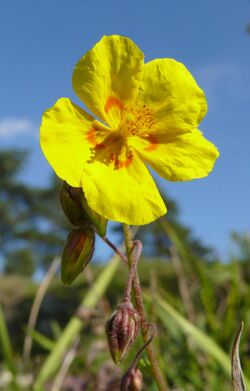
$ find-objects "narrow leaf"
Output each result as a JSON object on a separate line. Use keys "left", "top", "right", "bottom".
{"left": 31, "top": 329, "right": 55, "bottom": 351}
{"left": 232, "top": 322, "right": 246, "bottom": 391}
{"left": 0, "top": 303, "right": 16, "bottom": 375}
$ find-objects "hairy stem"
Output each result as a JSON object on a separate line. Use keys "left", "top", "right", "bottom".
{"left": 102, "top": 236, "right": 128, "bottom": 264}
{"left": 123, "top": 240, "right": 142, "bottom": 303}
{"left": 122, "top": 224, "right": 169, "bottom": 391}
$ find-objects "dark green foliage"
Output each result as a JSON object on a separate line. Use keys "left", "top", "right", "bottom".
{"left": 0, "top": 149, "right": 70, "bottom": 275}
{"left": 4, "top": 248, "right": 35, "bottom": 276}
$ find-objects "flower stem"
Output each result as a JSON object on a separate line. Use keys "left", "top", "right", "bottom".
{"left": 128, "top": 323, "right": 156, "bottom": 372}
{"left": 102, "top": 236, "right": 128, "bottom": 264}
{"left": 122, "top": 224, "right": 169, "bottom": 391}
{"left": 122, "top": 240, "right": 142, "bottom": 303}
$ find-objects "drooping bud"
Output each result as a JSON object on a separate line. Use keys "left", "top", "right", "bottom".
{"left": 61, "top": 226, "right": 95, "bottom": 285}
{"left": 60, "top": 182, "right": 107, "bottom": 237}
{"left": 120, "top": 368, "right": 143, "bottom": 391}
{"left": 106, "top": 302, "right": 140, "bottom": 364}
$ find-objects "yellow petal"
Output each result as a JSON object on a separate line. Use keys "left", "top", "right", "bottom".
{"left": 40, "top": 97, "right": 103, "bottom": 187}
{"left": 81, "top": 153, "right": 167, "bottom": 225}
{"left": 129, "top": 129, "right": 219, "bottom": 181}
{"left": 136, "top": 59, "right": 207, "bottom": 135}
{"left": 72, "top": 35, "right": 144, "bottom": 129}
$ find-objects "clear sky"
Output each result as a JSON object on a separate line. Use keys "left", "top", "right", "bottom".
{"left": 0, "top": 0, "right": 250, "bottom": 259}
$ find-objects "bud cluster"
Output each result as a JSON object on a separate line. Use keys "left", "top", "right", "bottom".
{"left": 59, "top": 182, "right": 108, "bottom": 284}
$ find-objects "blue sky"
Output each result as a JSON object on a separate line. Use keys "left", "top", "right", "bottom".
{"left": 0, "top": 0, "right": 250, "bottom": 259}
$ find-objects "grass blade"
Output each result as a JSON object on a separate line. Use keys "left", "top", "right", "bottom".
{"left": 29, "top": 329, "right": 55, "bottom": 351}
{"left": 231, "top": 322, "right": 246, "bottom": 391}
{"left": 23, "top": 257, "right": 60, "bottom": 362}
{"left": 0, "top": 303, "right": 16, "bottom": 375}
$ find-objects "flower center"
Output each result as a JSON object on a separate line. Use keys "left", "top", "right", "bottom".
{"left": 86, "top": 103, "right": 156, "bottom": 171}
{"left": 119, "top": 104, "right": 155, "bottom": 138}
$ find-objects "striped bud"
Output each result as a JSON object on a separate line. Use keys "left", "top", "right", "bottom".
{"left": 106, "top": 303, "right": 140, "bottom": 364}
{"left": 121, "top": 368, "right": 143, "bottom": 391}
{"left": 61, "top": 226, "right": 95, "bottom": 285}
{"left": 60, "top": 182, "right": 107, "bottom": 237}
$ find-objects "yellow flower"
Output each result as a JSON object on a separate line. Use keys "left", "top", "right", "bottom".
{"left": 40, "top": 35, "right": 219, "bottom": 225}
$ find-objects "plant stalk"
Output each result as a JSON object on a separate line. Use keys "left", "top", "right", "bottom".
{"left": 123, "top": 240, "right": 142, "bottom": 303}
{"left": 122, "top": 224, "right": 169, "bottom": 391}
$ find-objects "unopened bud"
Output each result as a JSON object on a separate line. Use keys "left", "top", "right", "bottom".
{"left": 120, "top": 368, "right": 143, "bottom": 391}
{"left": 60, "top": 182, "right": 107, "bottom": 237}
{"left": 106, "top": 303, "right": 140, "bottom": 364}
{"left": 61, "top": 226, "right": 95, "bottom": 285}
{"left": 60, "top": 182, "right": 89, "bottom": 226}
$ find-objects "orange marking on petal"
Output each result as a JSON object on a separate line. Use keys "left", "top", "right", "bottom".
{"left": 114, "top": 154, "right": 133, "bottom": 169}
{"left": 105, "top": 97, "right": 124, "bottom": 114}
{"left": 144, "top": 135, "right": 159, "bottom": 151}
{"left": 86, "top": 128, "right": 107, "bottom": 150}
{"left": 95, "top": 143, "right": 106, "bottom": 150}
{"left": 86, "top": 128, "right": 97, "bottom": 146}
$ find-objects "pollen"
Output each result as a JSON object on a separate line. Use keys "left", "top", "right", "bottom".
{"left": 120, "top": 104, "right": 156, "bottom": 137}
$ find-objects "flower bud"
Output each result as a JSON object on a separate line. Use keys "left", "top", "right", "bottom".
{"left": 60, "top": 182, "right": 89, "bottom": 226}
{"left": 106, "top": 303, "right": 140, "bottom": 364}
{"left": 120, "top": 368, "right": 143, "bottom": 391}
{"left": 61, "top": 226, "right": 95, "bottom": 284}
{"left": 60, "top": 182, "right": 107, "bottom": 237}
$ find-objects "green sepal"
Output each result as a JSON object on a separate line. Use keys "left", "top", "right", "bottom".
{"left": 60, "top": 183, "right": 89, "bottom": 226}
{"left": 60, "top": 182, "right": 107, "bottom": 237}
{"left": 79, "top": 195, "right": 107, "bottom": 237}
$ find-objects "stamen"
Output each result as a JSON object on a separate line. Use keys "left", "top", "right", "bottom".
{"left": 87, "top": 102, "right": 156, "bottom": 171}
{"left": 120, "top": 104, "right": 156, "bottom": 137}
